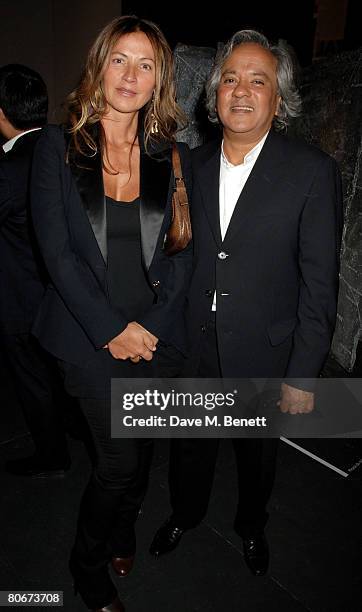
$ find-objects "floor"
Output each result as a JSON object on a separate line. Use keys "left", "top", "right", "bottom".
{"left": 1, "top": 360, "right": 362, "bottom": 612}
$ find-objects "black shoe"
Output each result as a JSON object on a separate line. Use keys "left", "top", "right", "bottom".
{"left": 5, "top": 455, "right": 70, "bottom": 478}
{"left": 149, "top": 518, "right": 185, "bottom": 557}
{"left": 242, "top": 533, "right": 269, "bottom": 576}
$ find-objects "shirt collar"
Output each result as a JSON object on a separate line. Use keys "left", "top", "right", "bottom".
{"left": 221, "top": 131, "right": 269, "bottom": 170}
{"left": 2, "top": 127, "right": 42, "bottom": 153}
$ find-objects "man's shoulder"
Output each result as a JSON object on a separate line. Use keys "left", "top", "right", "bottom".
{"left": 38, "top": 123, "right": 65, "bottom": 145}
{"left": 32, "top": 124, "right": 68, "bottom": 162}
{"left": 190, "top": 138, "right": 220, "bottom": 165}
{"left": 1, "top": 129, "right": 46, "bottom": 171}
{"left": 41, "top": 123, "right": 64, "bottom": 136}
{"left": 271, "top": 130, "right": 334, "bottom": 165}
{"left": 0, "top": 137, "right": 35, "bottom": 179}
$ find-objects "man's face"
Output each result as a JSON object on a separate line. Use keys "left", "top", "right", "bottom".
{"left": 216, "top": 43, "right": 281, "bottom": 142}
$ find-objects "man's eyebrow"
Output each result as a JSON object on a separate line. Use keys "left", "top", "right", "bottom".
{"left": 250, "top": 70, "right": 270, "bottom": 77}
{"left": 221, "top": 69, "right": 271, "bottom": 78}
{"left": 221, "top": 69, "right": 237, "bottom": 75}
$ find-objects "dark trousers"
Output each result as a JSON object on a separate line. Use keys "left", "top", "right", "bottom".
{"left": 169, "top": 316, "right": 278, "bottom": 536}
{"left": 70, "top": 398, "right": 153, "bottom": 608}
{"left": 68, "top": 343, "right": 184, "bottom": 608}
{"left": 1, "top": 332, "right": 69, "bottom": 463}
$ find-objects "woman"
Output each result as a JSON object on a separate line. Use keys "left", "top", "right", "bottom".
{"left": 31, "top": 16, "right": 192, "bottom": 611}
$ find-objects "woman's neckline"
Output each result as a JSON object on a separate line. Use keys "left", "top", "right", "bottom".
{"left": 105, "top": 195, "right": 140, "bottom": 205}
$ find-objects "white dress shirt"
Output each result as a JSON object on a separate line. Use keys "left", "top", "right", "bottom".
{"left": 212, "top": 132, "right": 268, "bottom": 311}
{"left": 2, "top": 127, "right": 42, "bottom": 154}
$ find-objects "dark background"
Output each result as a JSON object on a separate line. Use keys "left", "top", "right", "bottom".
{"left": 123, "top": 0, "right": 360, "bottom": 66}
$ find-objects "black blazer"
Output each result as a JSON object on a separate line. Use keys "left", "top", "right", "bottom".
{"left": 185, "top": 129, "right": 343, "bottom": 379}
{"left": 30, "top": 125, "right": 192, "bottom": 365}
{"left": 0, "top": 130, "right": 47, "bottom": 334}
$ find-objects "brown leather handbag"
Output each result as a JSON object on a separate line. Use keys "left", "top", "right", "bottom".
{"left": 164, "top": 144, "right": 192, "bottom": 255}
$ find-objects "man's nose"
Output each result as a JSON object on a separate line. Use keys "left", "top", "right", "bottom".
{"left": 233, "top": 80, "right": 251, "bottom": 97}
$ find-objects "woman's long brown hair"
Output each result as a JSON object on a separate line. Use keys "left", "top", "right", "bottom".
{"left": 66, "top": 15, "right": 186, "bottom": 158}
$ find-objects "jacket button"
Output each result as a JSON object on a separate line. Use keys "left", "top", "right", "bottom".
{"left": 152, "top": 280, "right": 160, "bottom": 287}
{"left": 201, "top": 325, "right": 206, "bottom": 332}
{"left": 205, "top": 289, "right": 213, "bottom": 297}
{"left": 218, "top": 251, "right": 228, "bottom": 260}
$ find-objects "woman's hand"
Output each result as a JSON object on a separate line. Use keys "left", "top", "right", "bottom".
{"left": 107, "top": 322, "right": 158, "bottom": 360}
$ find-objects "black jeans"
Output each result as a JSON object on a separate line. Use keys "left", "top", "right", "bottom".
{"left": 169, "top": 316, "right": 278, "bottom": 536}
{"left": 68, "top": 343, "right": 184, "bottom": 608}
{"left": 70, "top": 398, "right": 153, "bottom": 607}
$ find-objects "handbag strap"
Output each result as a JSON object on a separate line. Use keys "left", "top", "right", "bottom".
{"left": 172, "top": 144, "right": 188, "bottom": 206}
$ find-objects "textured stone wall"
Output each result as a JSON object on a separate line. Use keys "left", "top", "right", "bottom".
{"left": 293, "top": 49, "right": 362, "bottom": 371}
{"left": 174, "top": 44, "right": 362, "bottom": 371}
{"left": 174, "top": 44, "right": 217, "bottom": 149}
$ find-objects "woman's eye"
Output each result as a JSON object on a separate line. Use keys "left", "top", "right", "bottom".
{"left": 140, "top": 63, "right": 152, "bottom": 71}
{"left": 112, "top": 58, "right": 125, "bottom": 64}
{"left": 223, "top": 77, "right": 235, "bottom": 84}
{"left": 252, "top": 79, "right": 264, "bottom": 85}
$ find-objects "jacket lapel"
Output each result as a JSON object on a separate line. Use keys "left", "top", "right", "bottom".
{"left": 68, "top": 143, "right": 107, "bottom": 264}
{"left": 139, "top": 148, "right": 171, "bottom": 270}
{"left": 196, "top": 140, "right": 222, "bottom": 247}
{"left": 67, "top": 128, "right": 172, "bottom": 270}
{"left": 222, "top": 130, "right": 288, "bottom": 246}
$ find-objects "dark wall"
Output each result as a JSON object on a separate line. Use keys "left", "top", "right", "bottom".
{"left": 124, "top": 0, "right": 328, "bottom": 66}
{"left": 293, "top": 49, "right": 362, "bottom": 371}
{"left": 0, "top": 0, "right": 122, "bottom": 118}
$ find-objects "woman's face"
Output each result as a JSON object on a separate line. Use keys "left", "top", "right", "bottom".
{"left": 102, "top": 31, "right": 156, "bottom": 118}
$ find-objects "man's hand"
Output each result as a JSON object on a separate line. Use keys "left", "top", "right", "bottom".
{"left": 107, "top": 322, "right": 158, "bottom": 361}
{"left": 278, "top": 383, "right": 314, "bottom": 414}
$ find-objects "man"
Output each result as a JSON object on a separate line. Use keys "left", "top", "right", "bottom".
{"left": 0, "top": 64, "right": 70, "bottom": 477}
{"left": 150, "top": 31, "right": 343, "bottom": 574}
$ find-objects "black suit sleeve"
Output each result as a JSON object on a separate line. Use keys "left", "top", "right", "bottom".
{"left": 31, "top": 128, "right": 127, "bottom": 349}
{"left": 286, "top": 155, "right": 343, "bottom": 388}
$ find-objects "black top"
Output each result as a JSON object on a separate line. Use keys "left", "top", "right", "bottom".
{"left": 106, "top": 196, "right": 155, "bottom": 321}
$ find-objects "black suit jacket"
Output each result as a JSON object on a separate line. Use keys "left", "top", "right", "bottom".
{"left": 0, "top": 130, "right": 47, "bottom": 334}
{"left": 185, "top": 129, "right": 343, "bottom": 380}
{"left": 30, "top": 125, "right": 192, "bottom": 366}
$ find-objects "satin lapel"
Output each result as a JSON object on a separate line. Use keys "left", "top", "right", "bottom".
{"left": 69, "top": 149, "right": 107, "bottom": 264}
{"left": 222, "top": 131, "right": 288, "bottom": 246}
{"left": 140, "top": 150, "right": 171, "bottom": 270}
{"left": 197, "top": 143, "right": 222, "bottom": 247}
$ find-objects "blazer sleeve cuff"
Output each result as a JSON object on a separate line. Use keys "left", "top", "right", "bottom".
{"left": 92, "top": 315, "right": 128, "bottom": 349}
